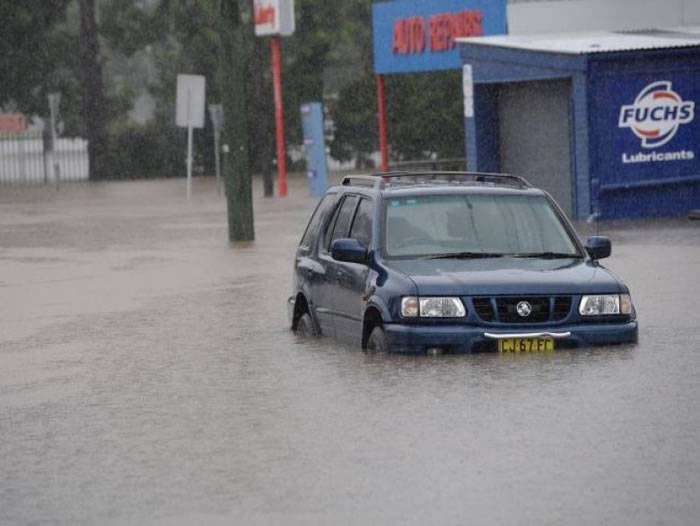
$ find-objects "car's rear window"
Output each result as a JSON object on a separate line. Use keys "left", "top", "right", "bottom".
{"left": 299, "top": 193, "right": 336, "bottom": 249}
{"left": 384, "top": 193, "right": 578, "bottom": 258}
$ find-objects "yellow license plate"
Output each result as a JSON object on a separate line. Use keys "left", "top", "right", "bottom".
{"left": 499, "top": 338, "right": 554, "bottom": 353}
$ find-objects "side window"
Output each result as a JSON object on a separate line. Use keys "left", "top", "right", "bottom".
{"left": 300, "top": 193, "right": 336, "bottom": 249}
{"left": 350, "top": 198, "right": 373, "bottom": 248}
{"left": 325, "top": 195, "right": 359, "bottom": 251}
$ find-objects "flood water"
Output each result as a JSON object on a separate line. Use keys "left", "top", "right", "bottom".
{"left": 1, "top": 177, "right": 699, "bottom": 525}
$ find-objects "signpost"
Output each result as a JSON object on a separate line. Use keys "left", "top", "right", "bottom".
{"left": 300, "top": 102, "right": 328, "bottom": 196}
{"left": 176, "top": 74, "right": 206, "bottom": 199}
{"left": 48, "top": 93, "right": 61, "bottom": 187}
{"left": 254, "top": 0, "right": 295, "bottom": 197}
{"left": 208, "top": 104, "right": 224, "bottom": 195}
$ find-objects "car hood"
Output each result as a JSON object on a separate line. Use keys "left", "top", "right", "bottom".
{"left": 385, "top": 257, "right": 625, "bottom": 296}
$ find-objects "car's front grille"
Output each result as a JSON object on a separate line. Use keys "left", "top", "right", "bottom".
{"left": 497, "top": 297, "right": 549, "bottom": 323}
{"left": 471, "top": 296, "right": 573, "bottom": 324}
{"left": 552, "top": 296, "right": 572, "bottom": 321}
{"left": 472, "top": 297, "right": 495, "bottom": 322}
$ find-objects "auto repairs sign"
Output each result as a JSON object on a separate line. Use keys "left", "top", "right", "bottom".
{"left": 594, "top": 73, "right": 700, "bottom": 185}
{"left": 372, "top": 0, "right": 506, "bottom": 74}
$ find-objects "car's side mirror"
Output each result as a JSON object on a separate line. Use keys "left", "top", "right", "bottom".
{"left": 331, "top": 238, "right": 368, "bottom": 264}
{"left": 585, "top": 236, "right": 611, "bottom": 260}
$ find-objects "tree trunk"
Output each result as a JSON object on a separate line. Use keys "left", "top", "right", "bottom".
{"left": 78, "top": 0, "right": 108, "bottom": 181}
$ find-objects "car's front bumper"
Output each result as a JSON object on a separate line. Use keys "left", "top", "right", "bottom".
{"left": 383, "top": 321, "right": 638, "bottom": 353}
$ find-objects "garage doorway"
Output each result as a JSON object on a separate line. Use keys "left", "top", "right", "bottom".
{"left": 497, "top": 79, "right": 573, "bottom": 216}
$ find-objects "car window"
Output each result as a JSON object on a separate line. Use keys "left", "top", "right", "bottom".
{"left": 300, "top": 193, "right": 336, "bottom": 249}
{"left": 325, "top": 195, "right": 359, "bottom": 251}
{"left": 384, "top": 194, "right": 578, "bottom": 258}
{"left": 349, "top": 198, "right": 373, "bottom": 248}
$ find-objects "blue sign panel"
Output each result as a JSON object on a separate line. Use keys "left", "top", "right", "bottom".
{"left": 300, "top": 102, "right": 328, "bottom": 197}
{"left": 372, "top": 0, "right": 506, "bottom": 74}
{"left": 593, "top": 73, "right": 700, "bottom": 186}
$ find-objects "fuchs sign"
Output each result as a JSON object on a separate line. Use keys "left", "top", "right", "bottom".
{"left": 254, "top": 0, "right": 295, "bottom": 36}
{"left": 615, "top": 79, "right": 697, "bottom": 167}
{"left": 593, "top": 72, "right": 700, "bottom": 190}
{"left": 373, "top": 0, "right": 506, "bottom": 74}
{"left": 619, "top": 81, "right": 695, "bottom": 149}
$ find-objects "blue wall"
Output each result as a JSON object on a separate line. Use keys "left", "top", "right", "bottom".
{"left": 461, "top": 43, "right": 700, "bottom": 219}
{"left": 588, "top": 50, "right": 700, "bottom": 219}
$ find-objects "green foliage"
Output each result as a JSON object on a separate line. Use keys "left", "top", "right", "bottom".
{"left": 328, "top": 73, "right": 377, "bottom": 164}
{"left": 385, "top": 71, "right": 465, "bottom": 161}
{"left": 1, "top": 0, "right": 467, "bottom": 179}
{"left": 0, "top": 1, "right": 72, "bottom": 115}
{"left": 107, "top": 122, "right": 184, "bottom": 180}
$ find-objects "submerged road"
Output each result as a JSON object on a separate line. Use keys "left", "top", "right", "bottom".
{"left": 1, "top": 176, "right": 699, "bottom": 524}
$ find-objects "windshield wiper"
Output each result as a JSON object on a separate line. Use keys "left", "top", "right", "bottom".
{"left": 510, "top": 252, "right": 582, "bottom": 259}
{"left": 425, "top": 252, "right": 507, "bottom": 260}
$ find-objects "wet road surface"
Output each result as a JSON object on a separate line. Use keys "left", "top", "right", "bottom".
{"left": 1, "top": 177, "right": 700, "bottom": 525}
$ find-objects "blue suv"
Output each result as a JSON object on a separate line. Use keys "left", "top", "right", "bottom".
{"left": 288, "top": 172, "right": 638, "bottom": 354}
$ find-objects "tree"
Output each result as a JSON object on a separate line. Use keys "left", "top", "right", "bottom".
{"left": 0, "top": 2, "right": 73, "bottom": 116}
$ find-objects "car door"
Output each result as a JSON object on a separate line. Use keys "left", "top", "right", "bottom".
{"left": 331, "top": 197, "right": 375, "bottom": 347}
{"left": 295, "top": 192, "right": 337, "bottom": 334}
{"left": 315, "top": 194, "right": 359, "bottom": 338}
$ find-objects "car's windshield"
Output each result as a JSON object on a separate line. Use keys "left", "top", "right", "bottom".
{"left": 383, "top": 193, "right": 580, "bottom": 259}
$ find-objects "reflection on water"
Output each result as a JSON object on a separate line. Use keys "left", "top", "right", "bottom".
{"left": 1, "top": 178, "right": 699, "bottom": 525}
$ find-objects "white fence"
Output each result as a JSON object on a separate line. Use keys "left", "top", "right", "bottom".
{"left": 0, "top": 131, "right": 89, "bottom": 184}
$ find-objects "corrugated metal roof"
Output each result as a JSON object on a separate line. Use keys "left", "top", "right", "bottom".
{"left": 458, "top": 27, "right": 700, "bottom": 54}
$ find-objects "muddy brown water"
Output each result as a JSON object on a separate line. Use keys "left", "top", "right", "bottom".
{"left": 1, "top": 177, "right": 699, "bottom": 525}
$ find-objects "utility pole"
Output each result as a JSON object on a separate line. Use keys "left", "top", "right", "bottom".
{"left": 218, "top": 0, "right": 254, "bottom": 241}
{"left": 78, "top": 0, "right": 108, "bottom": 181}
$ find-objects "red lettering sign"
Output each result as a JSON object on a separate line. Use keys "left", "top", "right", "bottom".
{"left": 255, "top": 6, "right": 276, "bottom": 26}
{"left": 0, "top": 113, "right": 27, "bottom": 134}
{"left": 429, "top": 10, "right": 482, "bottom": 52}
{"left": 392, "top": 16, "right": 426, "bottom": 55}
{"left": 391, "top": 10, "right": 483, "bottom": 55}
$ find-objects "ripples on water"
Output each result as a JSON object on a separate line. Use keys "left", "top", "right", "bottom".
{"left": 1, "top": 179, "right": 699, "bottom": 524}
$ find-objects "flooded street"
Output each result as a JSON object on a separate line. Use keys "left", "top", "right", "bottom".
{"left": 1, "top": 177, "right": 700, "bottom": 525}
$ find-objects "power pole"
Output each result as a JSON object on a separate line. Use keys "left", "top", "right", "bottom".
{"left": 218, "top": 0, "right": 255, "bottom": 241}
{"left": 78, "top": 0, "right": 108, "bottom": 181}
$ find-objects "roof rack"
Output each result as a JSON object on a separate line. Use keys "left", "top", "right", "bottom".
{"left": 341, "top": 171, "right": 530, "bottom": 190}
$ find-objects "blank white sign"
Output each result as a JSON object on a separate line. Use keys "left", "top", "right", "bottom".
{"left": 176, "top": 74, "right": 206, "bottom": 128}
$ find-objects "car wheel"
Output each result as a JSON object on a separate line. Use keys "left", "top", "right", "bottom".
{"left": 295, "top": 312, "right": 318, "bottom": 337}
{"left": 366, "top": 325, "right": 388, "bottom": 353}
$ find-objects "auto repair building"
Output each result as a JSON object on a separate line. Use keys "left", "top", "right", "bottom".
{"left": 459, "top": 30, "right": 700, "bottom": 219}
{"left": 372, "top": 0, "right": 700, "bottom": 219}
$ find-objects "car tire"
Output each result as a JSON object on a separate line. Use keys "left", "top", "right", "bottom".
{"left": 366, "top": 325, "right": 388, "bottom": 353}
{"left": 295, "top": 312, "right": 319, "bottom": 337}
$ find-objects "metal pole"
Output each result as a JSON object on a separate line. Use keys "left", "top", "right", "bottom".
{"left": 186, "top": 89, "right": 192, "bottom": 199}
{"left": 187, "top": 124, "right": 193, "bottom": 199}
{"left": 375, "top": 75, "right": 388, "bottom": 173}
{"left": 271, "top": 35, "right": 287, "bottom": 197}
{"left": 49, "top": 93, "right": 61, "bottom": 188}
{"left": 214, "top": 129, "right": 221, "bottom": 195}
{"left": 209, "top": 103, "right": 224, "bottom": 196}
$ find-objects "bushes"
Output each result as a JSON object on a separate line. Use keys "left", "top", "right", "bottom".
{"left": 107, "top": 123, "right": 187, "bottom": 180}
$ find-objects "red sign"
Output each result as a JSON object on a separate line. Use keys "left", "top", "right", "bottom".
{"left": 0, "top": 113, "right": 27, "bottom": 133}
{"left": 255, "top": 5, "right": 276, "bottom": 27}
{"left": 392, "top": 9, "right": 483, "bottom": 55}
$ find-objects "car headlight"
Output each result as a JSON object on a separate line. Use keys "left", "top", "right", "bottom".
{"left": 401, "top": 296, "right": 466, "bottom": 318}
{"left": 579, "top": 294, "right": 633, "bottom": 316}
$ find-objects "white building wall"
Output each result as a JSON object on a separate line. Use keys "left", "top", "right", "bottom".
{"left": 508, "top": 0, "right": 700, "bottom": 35}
